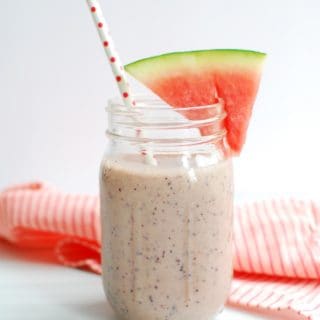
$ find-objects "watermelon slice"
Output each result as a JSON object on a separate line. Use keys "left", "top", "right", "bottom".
{"left": 124, "top": 49, "right": 266, "bottom": 154}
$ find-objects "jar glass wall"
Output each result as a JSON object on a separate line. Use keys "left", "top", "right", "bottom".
{"left": 100, "top": 96, "right": 233, "bottom": 320}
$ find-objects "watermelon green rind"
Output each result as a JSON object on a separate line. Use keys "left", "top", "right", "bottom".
{"left": 124, "top": 49, "right": 266, "bottom": 154}
{"left": 125, "top": 49, "right": 266, "bottom": 82}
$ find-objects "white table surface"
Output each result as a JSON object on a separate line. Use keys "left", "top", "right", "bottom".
{"left": 0, "top": 242, "right": 286, "bottom": 320}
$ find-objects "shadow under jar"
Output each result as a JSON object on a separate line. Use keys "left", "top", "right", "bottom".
{"left": 99, "top": 96, "right": 234, "bottom": 320}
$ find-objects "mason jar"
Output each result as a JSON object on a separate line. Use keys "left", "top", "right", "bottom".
{"left": 99, "top": 96, "right": 233, "bottom": 320}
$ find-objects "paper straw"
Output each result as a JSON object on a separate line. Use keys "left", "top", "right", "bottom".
{"left": 86, "top": 0, "right": 157, "bottom": 166}
{"left": 86, "top": 0, "right": 135, "bottom": 109}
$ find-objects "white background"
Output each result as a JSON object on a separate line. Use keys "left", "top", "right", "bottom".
{"left": 1, "top": 1, "right": 319, "bottom": 319}
{"left": 1, "top": 0, "right": 319, "bottom": 198}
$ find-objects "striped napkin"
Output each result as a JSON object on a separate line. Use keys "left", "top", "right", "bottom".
{"left": 0, "top": 182, "right": 319, "bottom": 319}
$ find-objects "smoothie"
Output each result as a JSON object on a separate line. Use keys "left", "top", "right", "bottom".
{"left": 100, "top": 154, "right": 233, "bottom": 320}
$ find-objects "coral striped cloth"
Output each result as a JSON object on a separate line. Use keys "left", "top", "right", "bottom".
{"left": 0, "top": 182, "right": 320, "bottom": 319}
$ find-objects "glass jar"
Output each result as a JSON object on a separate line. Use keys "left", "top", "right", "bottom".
{"left": 99, "top": 96, "right": 233, "bottom": 320}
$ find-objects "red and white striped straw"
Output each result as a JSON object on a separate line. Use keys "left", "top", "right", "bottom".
{"left": 86, "top": 0, "right": 135, "bottom": 109}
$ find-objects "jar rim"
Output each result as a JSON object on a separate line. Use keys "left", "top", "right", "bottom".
{"left": 106, "top": 94, "right": 224, "bottom": 114}
{"left": 105, "top": 94, "right": 227, "bottom": 153}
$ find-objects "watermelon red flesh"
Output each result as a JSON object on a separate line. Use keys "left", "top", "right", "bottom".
{"left": 124, "top": 49, "right": 266, "bottom": 154}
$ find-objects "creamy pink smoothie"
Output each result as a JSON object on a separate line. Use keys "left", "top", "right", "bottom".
{"left": 100, "top": 155, "right": 233, "bottom": 320}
